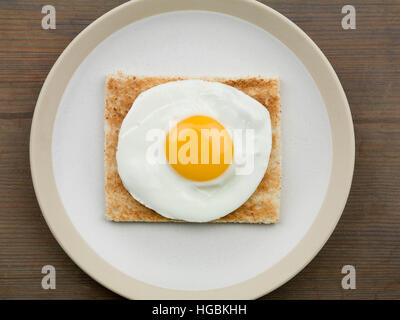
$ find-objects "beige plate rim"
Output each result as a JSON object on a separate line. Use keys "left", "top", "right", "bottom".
{"left": 30, "top": 0, "right": 355, "bottom": 299}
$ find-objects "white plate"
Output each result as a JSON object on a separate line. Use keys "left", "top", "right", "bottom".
{"left": 31, "top": 0, "right": 354, "bottom": 299}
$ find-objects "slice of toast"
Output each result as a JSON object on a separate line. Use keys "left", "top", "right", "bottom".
{"left": 105, "top": 74, "right": 281, "bottom": 223}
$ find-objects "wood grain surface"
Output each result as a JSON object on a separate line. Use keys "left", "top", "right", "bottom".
{"left": 0, "top": 0, "right": 399, "bottom": 299}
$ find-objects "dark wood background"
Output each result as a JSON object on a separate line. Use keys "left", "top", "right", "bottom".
{"left": 0, "top": 0, "right": 399, "bottom": 299}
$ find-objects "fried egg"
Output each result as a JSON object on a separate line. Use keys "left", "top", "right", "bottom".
{"left": 116, "top": 80, "right": 272, "bottom": 222}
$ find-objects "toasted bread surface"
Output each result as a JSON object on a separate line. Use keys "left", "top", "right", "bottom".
{"left": 105, "top": 74, "right": 281, "bottom": 223}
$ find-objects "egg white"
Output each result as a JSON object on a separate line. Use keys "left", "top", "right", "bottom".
{"left": 116, "top": 80, "right": 272, "bottom": 222}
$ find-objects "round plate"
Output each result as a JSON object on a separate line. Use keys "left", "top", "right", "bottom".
{"left": 30, "top": 0, "right": 354, "bottom": 299}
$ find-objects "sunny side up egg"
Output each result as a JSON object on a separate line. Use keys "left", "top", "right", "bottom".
{"left": 116, "top": 80, "right": 272, "bottom": 222}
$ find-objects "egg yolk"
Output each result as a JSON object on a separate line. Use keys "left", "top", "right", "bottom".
{"left": 165, "top": 115, "right": 234, "bottom": 182}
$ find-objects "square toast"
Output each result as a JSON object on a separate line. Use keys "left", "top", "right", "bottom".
{"left": 105, "top": 74, "right": 281, "bottom": 223}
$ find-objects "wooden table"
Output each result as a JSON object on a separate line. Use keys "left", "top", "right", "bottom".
{"left": 0, "top": 0, "right": 399, "bottom": 299}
